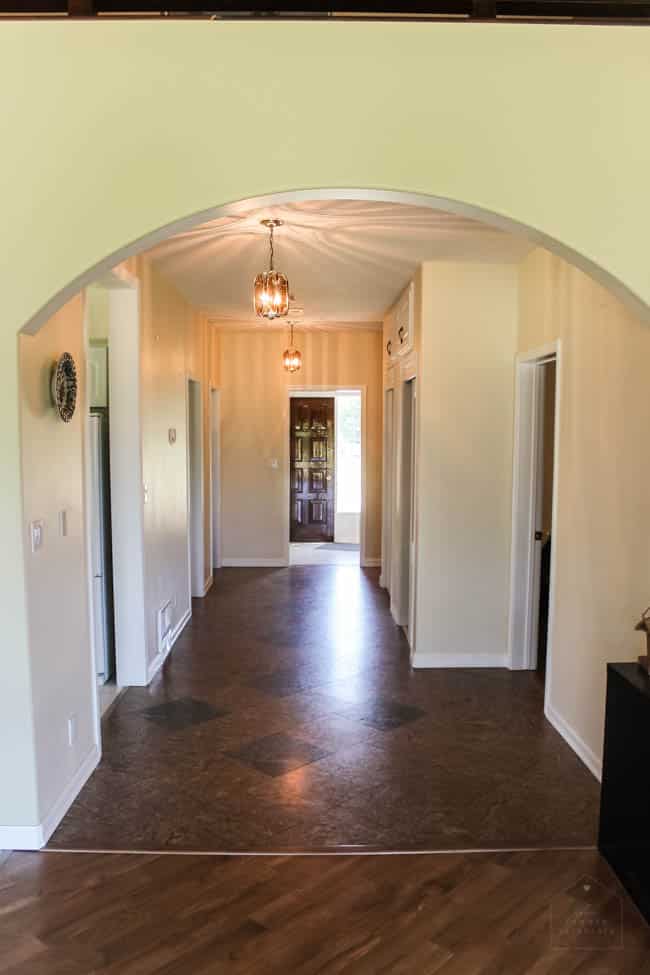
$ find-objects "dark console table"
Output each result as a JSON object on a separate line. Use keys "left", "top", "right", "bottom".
{"left": 599, "top": 662, "right": 650, "bottom": 923}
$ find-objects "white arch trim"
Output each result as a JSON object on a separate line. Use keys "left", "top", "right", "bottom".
{"left": 20, "top": 188, "right": 650, "bottom": 337}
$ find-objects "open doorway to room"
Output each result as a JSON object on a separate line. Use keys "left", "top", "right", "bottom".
{"left": 84, "top": 270, "right": 151, "bottom": 715}
{"left": 509, "top": 344, "right": 560, "bottom": 696}
{"left": 84, "top": 286, "right": 117, "bottom": 716}
{"left": 288, "top": 389, "right": 363, "bottom": 566}
{"left": 210, "top": 387, "right": 222, "bottom": 575}
{"left": 187, "top": 378, "right": 205, "bottom": 597}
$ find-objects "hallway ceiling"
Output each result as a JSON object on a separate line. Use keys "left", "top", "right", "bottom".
{"left": 148, "top": 200, "right": 532, "bottom": 328}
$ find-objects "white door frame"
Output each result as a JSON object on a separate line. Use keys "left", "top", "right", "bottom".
{"left": 83, "top": 266, "right": 149, "bottom": 756}
{"left": 508, "top": 340, "right": 561, "bottom": 681}
{"left": 407, "top": 376, "right": 418, "bottom": 654}
{"left": 187, "top": 377, "right": 206, "bottom": 598}
{"left": 210, "top": 387, "right": 222, "bottom": 572}
{"left": 380, "top": 385, "right": 395, "bottom": 591}
{"left": 82, "top": 298, "right": 103, "bottom": 752}
{"left": 390, "top": 373, "right": 417, "bottom": 634}
{"left": 285, "top": 386, "right": 368, "bottom": 566}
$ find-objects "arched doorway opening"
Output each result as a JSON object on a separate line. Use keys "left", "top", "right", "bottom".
{"left": 7, "top": 188, "right": 650, "bottom": 852}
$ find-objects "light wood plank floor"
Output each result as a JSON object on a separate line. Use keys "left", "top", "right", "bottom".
{"left": 1, "top": 849, "right": 648, "bottom": 973}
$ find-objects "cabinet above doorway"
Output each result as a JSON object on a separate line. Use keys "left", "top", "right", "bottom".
{"left": 384, "top": 281, "right": 415, "bottom": 367}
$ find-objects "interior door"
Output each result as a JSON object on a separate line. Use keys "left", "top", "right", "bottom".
{"left": 290, "top": 397, "right": 335, "bottom": 542}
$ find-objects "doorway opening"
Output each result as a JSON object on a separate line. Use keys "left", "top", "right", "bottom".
{"left": 86, "top": 296, "right": 117, "bottom": 717}
{"left": 187, "top": 378, "right": 205, "bottom": 598}
{"left": 395, "top": 377, "right": 417, "bottom": 640}
{"left": 288, "top": 388, "right": 363, "bottom": 567}
{"left": 210, "top": 388, "right": 222, "bottom": 575}
{"left": 508, "top": 343, "right": 560, "bottom": 696}
{"left": 84, "top": 274, "right": 146, "bottom": 714}
{"left": 380, "top": 387, "right": 395, "bottom": 592}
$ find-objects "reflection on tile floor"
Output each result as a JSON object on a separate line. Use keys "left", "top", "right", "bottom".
{"left": 49, "top": 566, "right": 600, "bottom": 853}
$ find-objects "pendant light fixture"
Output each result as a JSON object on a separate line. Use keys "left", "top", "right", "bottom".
{"left": 282, "top": 321, "right": 302, "bottom": 373}
{"left": 254, "top": 219, "right": 290, "bottom": 320}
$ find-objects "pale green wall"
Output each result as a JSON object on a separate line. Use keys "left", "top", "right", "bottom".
{"left": 2, "top": 20, "right": 650, "bottom": 836}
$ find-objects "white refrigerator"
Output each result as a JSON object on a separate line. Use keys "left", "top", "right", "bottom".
{"left": 89, "top": 411, "right": 115, "bottom": 683}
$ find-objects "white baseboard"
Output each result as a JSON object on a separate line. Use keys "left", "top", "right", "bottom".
{"left": 147, "top": 606, "right": 191, "bottom": 683}
{"left": 202, "top": 574, "right": 213, "bottom": 596}
{"left": 362, "top": 557, "right": 381, "bottom": 567}
{"left": 391, "top": 604, "right": 408, "bottom": 627}
{"left": 221, "top": 558, "right": 287, "bottom": 567}
{"left": 0, "top": 743, "right": 100, "bottom": 851}
{"left": 411, "top": 652, "right": 509, "bottom": 669}
{"left": 545, "top": 700, "right": 602, "bottom": 781}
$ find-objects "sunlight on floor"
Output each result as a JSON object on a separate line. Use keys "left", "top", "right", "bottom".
{"left": 289, "top": 542, "right": 360, "bottom": 566}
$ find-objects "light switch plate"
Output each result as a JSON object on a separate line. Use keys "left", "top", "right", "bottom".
{"left": 59, "top": 510, "right": 68, "bottom": 537}
{"left": 30, "top": 520, "right": 44, "bottom": 553}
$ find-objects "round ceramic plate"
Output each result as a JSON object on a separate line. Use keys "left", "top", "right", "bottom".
{"left": 51, "top": 352, "right": 78, "bottom": 423}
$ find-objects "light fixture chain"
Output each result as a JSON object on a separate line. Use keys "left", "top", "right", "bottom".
{"left": 269, "top": 223, "right": 274, "bottom": 271}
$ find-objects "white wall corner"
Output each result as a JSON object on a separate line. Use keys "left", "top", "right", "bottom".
{"left": 544, "top": 700, "right": 602, "bottom": 782}
{"left": 0, "top": 743, "right": 100, "bottom": 851}
{"left": 147, "top": 606, "right": 192, "bottom": 683}
{"left": 411, "top": 653, "right": 509, "bottom": 669}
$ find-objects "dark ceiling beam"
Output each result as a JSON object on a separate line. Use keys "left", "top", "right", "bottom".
{"left": 472, "top": 0, "right": 497, "bottom": 14}
{"left": 1, "top": 0, "right": 650, "bottom": 19}
{"left": 68, "top": 0, "right": 95, "bottom": 13}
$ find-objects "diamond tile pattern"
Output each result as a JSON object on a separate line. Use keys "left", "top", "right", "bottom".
{"left": 337, "top": 697, "right": 426, "bottom": 731}
{"left": 142, "top": 697, "right": 227, "bottom": 731}
{"left": 226, "top": 732, "right": 331, "bottom": 777}
{"left": 48, "top": 567, "right": 601, "bottom": 853}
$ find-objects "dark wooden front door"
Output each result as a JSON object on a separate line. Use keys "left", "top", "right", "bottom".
{"left": 290, "top": 397, "right": 335, "bottom": 542}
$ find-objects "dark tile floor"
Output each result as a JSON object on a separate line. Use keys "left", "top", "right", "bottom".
{"left": 49, "top": 566, "right": 600, "bottom": 853}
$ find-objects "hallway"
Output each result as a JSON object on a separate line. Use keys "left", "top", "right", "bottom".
{"left": 50, "top": 567, "right": 599, "bottom": 853}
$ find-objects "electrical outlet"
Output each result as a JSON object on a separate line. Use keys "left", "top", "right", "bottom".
{"left": 67, "top": 714, "right": 77, "bottom": 747}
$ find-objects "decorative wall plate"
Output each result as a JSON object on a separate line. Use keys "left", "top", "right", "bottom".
{"left": 51, "top": 352, "right": 78, "bottom": 423}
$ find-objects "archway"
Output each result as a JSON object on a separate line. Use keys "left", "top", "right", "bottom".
{"left": 18, "top": 189, "right": 650, "bottom": 340}
{"left": 3, "top": 17, "right": 650, "bottom": 847}
{"left": 7, "top": 185, "right": 650, "bottom": 853}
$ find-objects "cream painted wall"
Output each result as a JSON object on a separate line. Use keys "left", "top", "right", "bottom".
{"left": 519, "top": 249, "right": 650, "bottom": 770}
{"left": 18, "top": 294, "right": 97, "bottom": 827}
{"left": 186, "top": 308, "right": 220, "bottom": 583}
{"left": 214, "top": 326, "right": 382, "bottom": 564}
{"left": 414, "top": 262, "right": 519, "bottom": 666}
{"left": 138, "top": 258, "right": 211, "bottom": 662}
{"left": 86, "top": 286, "right": 110, "bottom": 342}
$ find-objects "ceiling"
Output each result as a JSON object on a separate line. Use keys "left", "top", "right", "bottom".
{"left": 148, "top": 199, "right": 533, "bottom": 329}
